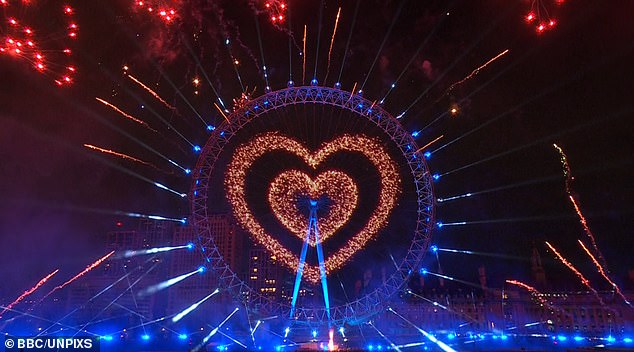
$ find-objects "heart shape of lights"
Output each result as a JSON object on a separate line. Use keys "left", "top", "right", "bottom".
{"left": 225, "top": 132, "right": 401, "bottom": 283}
{"left": 269, "top": 170, "right": 359, "bottom": 247}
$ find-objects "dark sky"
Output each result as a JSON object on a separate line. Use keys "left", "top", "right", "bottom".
{"left": 1, "top": 0, "right": 633, "bottom": 299}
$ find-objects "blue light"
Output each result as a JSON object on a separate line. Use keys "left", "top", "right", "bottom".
{"left": 573, "top": 336, "right": 584, "bottom": 342}
{"left": 334, "top": 82, "right": 341, "bottom": 89}
{"left": 220, "top": 131, "right": 225, "bottom": 136}
{"left": 275, "top": 346, "right": 282, "bottom": 352}
{"left": 198, "top": 266, "right": 206, "bottom": 273}
{"left": 207, "top": 125, "right": 215, "bottom": 131}
{"left": 624, "top": 337, "right": 633, "bottom": 343}
{"left": 264, "top": 101, "right": 269, "bottom": 106}
{"left": 178, "top": 334, "right": 188, "bottom": 340}
{"left": 436, "top": 222, "right": 443, "bottom": 228}
{"left": 377, "top": 345, "right": 383, "bottom": 350}
{"left": 447, "top": 333, "right": 455, "bottom": 340}
{"left": 185, "top": 168, "right": 191, "bottom": 174}
{"left": 419, "top": 268, "right": 428, "bottom": 275}
{"left": 193, "top": 145, "right": 201, "bottom": 152}
{"left": 424, "top": 151, "right": 432, "bottom": 159}
{"left": 368, "top": 345, "right": 374, "bottom": 351}
{"left": 357, "top": 103, "right": 363, "bottom": 109}
{"left": 287, "top": 80, "right": 295, "bottom": 87}
{"left": 500, "top": 335, "right": 508, "bottom": 340}
{"left": 312, "top": 330, "right": 317, "bottom": 338}
{"left": 141, "top": 334, "right": 150, "bottom": 341}
{"left": 430, "top": 245, "right": 438, "bottom": 252}
{"left": 412, "top": 131, "right": 420, "bottom": 137}
{"left": 186, "top": 242, "right": 195, "bottom": 250}
{"left": 557, "top": 335, "right": 567, "bottom": 342}
{"left": 339, "top": 327, "right": 344, "bottom": 334}
{"left": 101, "top": 335, "right": 113, "bottom": 341}
{"left": 606, "top": 336, "right": 616, "bottom": 343}
{"left": 432, "top": 174, "right": 440, "bottom": 181}
{"left": 310, "top": 199, "right": 318, "bottom": 206}
{"left": 311, "top": 78, "right": 318, "bottom": 86}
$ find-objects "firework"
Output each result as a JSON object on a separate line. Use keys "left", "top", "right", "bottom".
{"left": 302, "top": 25, "right": 307, "bottom": 85}
{"left": 133, "top": 0, "right": 179, "bottom": 24}
{"left": 545, "top": 241, "right": 604, "bottom": 305}
{"left": 553, "top": 144, "right": 607, "bottom": 268}
{"left": 506, "top": 279, "right": 548, "bottom": 305}
{"left": 225, "top": 132, "right": 401, "bottom": 283}
{"left": 578, "top": 240, "right": 630, "bottom": 306}
{"left": 84, "top": 144, "right": 159, "bottom": 170}
{"left": 525, "top": 0, "right": 561, "bottom": 34}
{"left": 415, "top": 135, "right": 444, "bottom": 153}
{"left": 263, "top": 1, "right": 287, "bottom": 24}
{"left": 324, "top": 7, "right": 341, "bottom": 83}
{"left": 444, "top": 49, "right": 509, "bottom": 94}
{"left": 95, "top": 97, "right": 157, "bottom": 132}
{"left": 0, "top": 269, "right": 58, "bottom": 317}
{"left": 269, "top": 170, "right": 359, "bottom": 246}
{"left": 126, "top": 74, "right": 176, "bottom": 110}
{"left": 40, "top": 251, "right": 115, "bottom": 302}
{"left": 0, "top": 1, "right": 77, "bottom": 85}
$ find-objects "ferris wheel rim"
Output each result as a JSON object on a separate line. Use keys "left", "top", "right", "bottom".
{"left": 190, "top": 85, "right": 435, "bottom": 325}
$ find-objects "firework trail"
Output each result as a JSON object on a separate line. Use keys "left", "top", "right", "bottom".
{"left": 39, "top": 251, "right": 115, "bottom": 302}
{"left": 506, "top": 279, "right": 548, "bottom": 304}
{"left": 0, "top": 269, "right": 58, "bottom": 317}
{"left": 302, "top": 24, "right": 307, "bottom": 85}
{"left": 506, "top": 279, "right": 573, "bottom": 317}
{"left": 545, "top": 241, "right": 604, "bottom": 305}
{"left": 444, "top": 49, "right": 509, "bottom": 95}
{"left": 578, "top": 240, "right": 631, "bottom": 306}
{"left": 323, "top": 7, "right": 341, "bottom": 84}
{"left": 126, "top": 74, "right": 176, "bottom": 110}
{"left": 416, "top": 135, "right": 444, "bottom": 153}
{"left": 553, "top": 144, "right": 607, "bottom": 267}
{"left": 83, "top": 144, "right": 160, "bottom": 170}
{"left": 95, "top": 97, "right": 157, "bottom": 132}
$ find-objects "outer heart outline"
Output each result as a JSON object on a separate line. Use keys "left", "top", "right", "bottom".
{"left": 268, "top": 170, "right": 359, "bottom": 247}
{"left": 225, "top": 132, "right": 401, "bottom": 284}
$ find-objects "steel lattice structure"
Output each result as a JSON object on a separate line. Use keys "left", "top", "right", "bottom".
{"left": 190, "top": 86, "right": 435, "bottom": 325}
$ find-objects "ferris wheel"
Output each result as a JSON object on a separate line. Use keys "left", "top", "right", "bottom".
{"left": 190, "top": 85, "right": 435, "bottom": 327}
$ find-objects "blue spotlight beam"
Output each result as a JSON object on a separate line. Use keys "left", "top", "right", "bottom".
{"left": 368, "top": 321, "right": 402, "bottom": 352}
{"left": 140, "top": 267, "right": 205, "bottom": 296}
{"left": 200, "top": 308, "right": 240, "bottom": 345}
{"left": 312, "top": 202, "right": 331, "bottom": 321}
{"left": 172, "top": 288, "right": 220, "bottom": 323}
{"left": 289, "top": 219, "right": 311, "bottom": 318}
{"left": 122, "top": 244, "right": 190, "bottom": 258}
{"left": 71, "top": 263, "right": 159, "bottom": 338}
{"left": 388, "top": 308, "right": 457, "bottom": 352}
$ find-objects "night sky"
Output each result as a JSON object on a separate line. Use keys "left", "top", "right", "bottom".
{"left": 1, "top": 0, "right": 633, "bottom": 301}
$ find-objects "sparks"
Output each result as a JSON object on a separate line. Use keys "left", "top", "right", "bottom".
{"left": 578, "top": 240, "right": 631, "bottom": 306}
{"left": 545, "top": 241, "right": 604, "bottom": 305}
{"left": 83, "top": 144, "right": 159, "bottom": 169}
{"left": 0, "top": 269, "right": 59, "bottom": 316}
{"left": 445, "top": 49, "right": 509, "bottom": 94}
{"left": 127, "top": 74, "right": 176, "bottom": 110}
{"left": 324, "top": 7, "right": 341, "bottom": 83}
{"left": 95, "top": 97, "right": 157, "bottom": 132}
{"left": 553, "top": 144, "right": 607, "bottom": 268}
